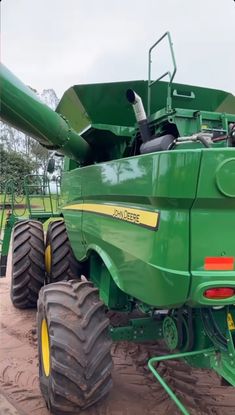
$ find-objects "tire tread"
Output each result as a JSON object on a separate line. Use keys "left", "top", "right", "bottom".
{"left": 46, "top": 220, "right": 81, "bottom": 282}
{"left": 38, "top": 280, "right": 113, "bottom": 414}
{"left": 11, "top": 220, "right": 45, "bottom": 309}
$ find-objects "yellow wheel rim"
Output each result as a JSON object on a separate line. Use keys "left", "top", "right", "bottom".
{"left": 45, "top": 244, "right": 52, "bottom": 274}
{"left": 41, "top": 318, "right": 50, "bottom": 377}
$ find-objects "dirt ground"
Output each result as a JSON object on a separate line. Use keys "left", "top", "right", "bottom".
{"left": 1, "top": 263, "right": 235, "bottom": 415}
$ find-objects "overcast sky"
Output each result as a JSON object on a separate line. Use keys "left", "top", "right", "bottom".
{"left": 1, "top": 0, "right": 235, "bottom": 98}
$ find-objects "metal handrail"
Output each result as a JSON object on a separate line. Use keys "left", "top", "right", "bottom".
{"left": 148, "top": 347, "right": 215, "bottom": 415}
{"left": 23, "top": 174, "right": 54, "bottom": 216}
{"left": 148, "top": 31, "right": 177, "bottom": 115}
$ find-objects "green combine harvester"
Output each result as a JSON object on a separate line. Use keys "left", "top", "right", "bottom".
{"left": 1, "top": 33, "right": 235, "bottom": 415}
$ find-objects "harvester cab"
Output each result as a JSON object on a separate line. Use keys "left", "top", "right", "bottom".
{"left": 1, "top": 32, "right": 235, "bottom": 415}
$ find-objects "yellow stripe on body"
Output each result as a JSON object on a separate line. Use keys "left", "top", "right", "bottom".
{"left": 63, "top": 203, "right": 159, "bottom": 230}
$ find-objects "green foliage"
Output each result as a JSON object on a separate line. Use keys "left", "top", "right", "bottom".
{"left": 0, "top": 145, "right": 36, "bottom": 193}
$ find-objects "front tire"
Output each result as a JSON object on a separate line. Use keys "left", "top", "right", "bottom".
{"left": 11, "top": 220, "right": 45, "bottom": 309}
{"left": 37, "top": 280, "right": 113, "bottom": 414}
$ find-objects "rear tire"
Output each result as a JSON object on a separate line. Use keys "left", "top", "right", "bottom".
{"left": 37, "top": 280, "right": 113, "bottom": 414}
{"left": 45, "top": 220, "right": 81, "bottom": 283}
{"left": 11, "top": 220, "right": 45, "bottom": 309}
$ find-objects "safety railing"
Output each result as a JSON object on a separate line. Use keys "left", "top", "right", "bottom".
{"left": 148, "top": 31, "right": 177, "bottom": 115}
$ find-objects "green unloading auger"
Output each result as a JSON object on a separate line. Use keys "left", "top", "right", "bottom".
{"left": 0, "top": 64, "right": 92, "bottom": 164}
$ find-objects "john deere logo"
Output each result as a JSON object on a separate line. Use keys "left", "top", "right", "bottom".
{"left": 63, "top": 203, "right": 160, "bottom": 230}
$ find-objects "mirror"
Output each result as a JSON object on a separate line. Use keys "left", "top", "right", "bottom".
{"left": 47, "top": 158, "right": 55, "bottom": 173}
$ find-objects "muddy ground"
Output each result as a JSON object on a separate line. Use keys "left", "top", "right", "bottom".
{"left": 1, "top": 263, "right": 235, "bottom": 415}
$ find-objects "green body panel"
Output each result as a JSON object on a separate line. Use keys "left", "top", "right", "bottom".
{"left": 61, "top": 145, "right": 235, "bottom": 308}
{"left": 61, "top": 150, "right": 201, "bottom": 308}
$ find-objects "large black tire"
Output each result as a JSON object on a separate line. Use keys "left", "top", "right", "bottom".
{"left": 45, "top": 220, "right": 81, "bottom": 283}
{"left": 11, "top": 220, "right": 45, "bottom": 309}
{"left": 37, "top": 280, "right": 113, "bottom": 414}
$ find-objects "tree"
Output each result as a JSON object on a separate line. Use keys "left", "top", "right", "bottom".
{"left": 0, "top": 145, "right": 36, "bottom": 193}
{"left": 29, "top": 140, "right": 50, "bottom": 175}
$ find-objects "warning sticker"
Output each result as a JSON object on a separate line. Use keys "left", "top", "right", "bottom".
{"left": 227, "top": 313, "right": 235, "bottom": 331}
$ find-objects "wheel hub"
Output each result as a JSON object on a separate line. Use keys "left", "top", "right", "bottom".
{"left": 41, "top": 318, "right": 50, "bottom": 377}
{"left": 45, "top": 244, "right": 52, "bottom": 275}
{"left": 163, "top": 316, "right": 179, "bottom": 350}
